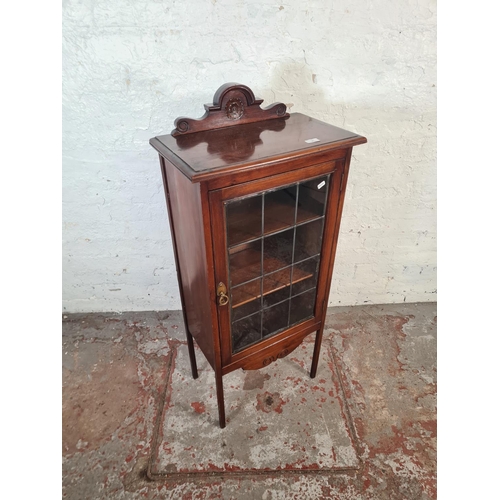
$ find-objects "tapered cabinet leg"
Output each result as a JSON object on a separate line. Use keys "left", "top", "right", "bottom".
{"left": 215, "top": 369, "right": 226, "bottom": 429}
{"left": 186, "top": 331, "right": 198, "bottom": 379}
{"left": 310, "top": 327, "right": 324, "bottom": 379}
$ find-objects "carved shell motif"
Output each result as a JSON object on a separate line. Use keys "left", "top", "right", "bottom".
{"left": 262, "top": 348, "right": 290, "bottom": 367}
{"left": 225, "top": 98, "right": 244, "bottom": 120}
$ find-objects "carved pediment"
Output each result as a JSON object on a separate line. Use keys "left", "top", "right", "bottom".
{"left": 172, "top": 83, "right": 289, "bottom": 137}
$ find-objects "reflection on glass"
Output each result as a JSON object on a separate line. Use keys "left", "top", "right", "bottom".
{"left": 227, "top": 175, "right": 330, "bottom": 353}
{"left": 294, "top": 218, "right": 324, "bottom": 262}
{"left": 297, "top": 176, "right": 328, "bottom": 223}
{"left": 232, "top": 312, "right": 261, "bottom": 352}
{"left": 290, "top": 289, "right": 316, "bottom": 326}
{"left": 292, "top": 256, "right": 320, "bottom": 296}
{"left": 263, "top": 300, "right": 289, "bottom": 337}
{"left": 263, "top": 228, "right": 294, "bottom": 274}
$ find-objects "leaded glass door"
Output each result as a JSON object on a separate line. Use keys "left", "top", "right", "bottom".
{"left": 210, "top": 161, "right": 342, "bottom": 365}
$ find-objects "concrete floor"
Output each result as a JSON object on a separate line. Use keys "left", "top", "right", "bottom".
{"left": 62, "top": 303, "right": 436, "bottom": 499}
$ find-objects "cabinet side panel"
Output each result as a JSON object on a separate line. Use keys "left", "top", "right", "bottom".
{"left": 315, "top": 148, "right": 353, "bottom": 321}
{"left": 161, "top": 158, "right": 215, "bottom": 369}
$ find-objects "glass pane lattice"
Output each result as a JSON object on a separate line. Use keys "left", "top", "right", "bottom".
{"left": 225, "top": 175, "right": 330, "bottom": 353}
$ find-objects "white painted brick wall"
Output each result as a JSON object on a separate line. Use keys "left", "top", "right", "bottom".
{"left": 62, "top": 0, "right": 436, "bottom": 312}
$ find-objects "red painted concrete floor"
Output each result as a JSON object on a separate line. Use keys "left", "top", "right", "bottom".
{"left": 62, "top": 303, "right": 436, "bottom": 499}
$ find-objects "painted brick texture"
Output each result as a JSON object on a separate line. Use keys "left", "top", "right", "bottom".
{"left": 62, "top": 0, "right": 436, "bottom": 312}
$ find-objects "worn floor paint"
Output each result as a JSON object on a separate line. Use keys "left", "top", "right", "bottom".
{"left": 151, "top": 341, "right": 358, "bottom": 476}
{"left": 62, "top": 303, "right": 436, "bottom": 499}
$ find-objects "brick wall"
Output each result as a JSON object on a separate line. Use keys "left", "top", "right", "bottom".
{"left": 63, "top": 0, "right": 436, "bottom": 312}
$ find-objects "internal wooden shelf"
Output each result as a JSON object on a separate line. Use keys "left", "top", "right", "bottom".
{"left": 229, "top": 246, "right": 298, "bottom": 287}
{"left": 231, "top": 266, "right": 313, "bottom": 309}
{"left": 226, "top": 198, "right": 322, "bottom": 248}
{"left": 226, "top": 213, "right": 261, "bottom": 248}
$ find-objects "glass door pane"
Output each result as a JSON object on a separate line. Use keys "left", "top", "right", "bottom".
{"left": 264, "top": 186, "right": 297, "bottom": 233}
{"left": 226, "top": 195, "right": 262, "bottom": 247}
{"left": 225, "top": 175, "right": 330, "bottom": 353}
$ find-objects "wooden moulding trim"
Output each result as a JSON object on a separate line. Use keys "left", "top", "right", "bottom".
{"left": 217, "top": 160, "right": 338, "bottom": 202}
{"left": 221, "top": 319, "right": 321, "bottom": 375}
{"left": 190, "top": 136, "right": 366, "bottom": 183}
{"left": 149, "top": 137, "right": 194, "bottom": 180}
{"left": 312, "top": 164, "right": 344, "bottom": 321}
{"left": 222, "top": 318, "right": 321, "bottom": 375}
{"left": 171, "top": 83, "right": 290, "bottom": 137}
{"left": 204, "top": 148, "right": 346, "bottom": 191}
{"left": 199, "top": 181, "right": 223, "bottom": 374}
{"left": 149, "top": 136, "right": 365, "bottom": 185}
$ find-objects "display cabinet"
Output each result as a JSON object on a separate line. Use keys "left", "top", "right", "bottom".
{"left": 150, "top": 83, "right": 366, "bottom": 428}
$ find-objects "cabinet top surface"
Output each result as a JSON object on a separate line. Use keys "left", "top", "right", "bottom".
{"left": 151, "top": 112, "right": 366, "bottom": 181}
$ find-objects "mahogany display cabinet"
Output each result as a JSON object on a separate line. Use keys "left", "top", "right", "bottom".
{"left": 150, "top": 83, "right": 366, "bottom": 428}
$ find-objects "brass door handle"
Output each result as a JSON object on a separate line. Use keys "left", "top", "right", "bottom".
{"left": 218, "top": 292, "right": 229, "bottom": 306}
{"left": 217, "top": 282, "right": 229, "bottom": 306}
